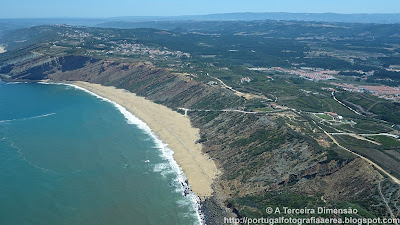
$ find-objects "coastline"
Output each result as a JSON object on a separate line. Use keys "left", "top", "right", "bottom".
{"left": 71, "top": 81, "right": 220, "bottom": 198}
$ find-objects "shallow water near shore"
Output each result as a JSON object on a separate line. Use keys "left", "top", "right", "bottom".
{"left": 0, "top": 82, "right": 201, "bottom": 225}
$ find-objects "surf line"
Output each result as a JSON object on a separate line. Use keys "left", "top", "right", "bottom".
{"left": 59, "top": 82, "right": 206, "bottom": 225}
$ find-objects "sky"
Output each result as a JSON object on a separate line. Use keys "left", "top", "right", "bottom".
{"left": 1, "top": 0, "right": 399, "bottom": 18}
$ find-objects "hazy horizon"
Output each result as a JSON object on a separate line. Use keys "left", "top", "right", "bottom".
{"left": 0, "top": 11, "right": 399, "bottom": 20}
{"left": 1, "top": 0, "right": 400, "bottom": 19}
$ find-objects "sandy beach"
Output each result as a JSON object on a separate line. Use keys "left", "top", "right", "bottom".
{"left": 73, "top": 81, "right": 219, "bottom": 198}
{"left": 0, "top": 46, "right": 6, "bottom": 54}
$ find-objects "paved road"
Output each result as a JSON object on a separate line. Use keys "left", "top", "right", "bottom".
{"left": 330, "top": 132, "right": 399, "bottom": 138}
{"left": 178, "top": 107, "right": 290, "bottom": 116}
{"left": 331, "top": 91, "right": 363, "bottom": 116}
{"left": 208, "top": 75, "right": 269, "bottom": 100}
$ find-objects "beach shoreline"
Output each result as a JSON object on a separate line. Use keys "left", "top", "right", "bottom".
{"left": 71, "top": 81, "right": 219, "bottom": 198}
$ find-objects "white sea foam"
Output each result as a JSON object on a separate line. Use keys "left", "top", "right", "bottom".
{"left": 0, "top": 80, "right": 29, "bottom": 85}
{"left": 153, "top": 162, "right": 169, "bottom": 173}
{"left": 5, "top": 139, "right": 57, "bottom": 174}
{"left": 5, "top": 81, "right": 24, "bottom": 84}
{"left": 56, "top": 82, "right": 205, "bottom": 225}
{"left": 0, "top": 113, "right": 56, "bottom": 123}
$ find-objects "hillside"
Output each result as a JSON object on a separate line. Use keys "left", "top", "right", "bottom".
{"left": 1, "top": 24, "right": 399, "bottom": 224}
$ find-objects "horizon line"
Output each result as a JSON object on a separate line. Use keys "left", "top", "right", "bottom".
{"left": 1, "top": 11, "right": 400, "bottom": 20}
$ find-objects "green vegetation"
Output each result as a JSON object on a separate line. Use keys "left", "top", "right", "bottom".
{"left": 197, "top": 111, "right": 221, "bottom": 124}
{"left": 334, "top": 135, "right": 400, "bottom": 178}
{"left": 335, "top": 92, "right": 400, "bottom": 124}
{"left": 2, "top": 21, "right": 400, "bottom": 222}
{"left": 231, "top": 128, "right": 286, "bottom": 157}
{"left": 231, "top": 190, "right": 375, "bottom": 219}
{"left": 231, "top": 191, "right": 323, "bottom": 218}
{"left": 316, "top": 114, "right": 333, "bottom": 120}
{"left": 369, "top": 135, "right": 400, "bottom": 148}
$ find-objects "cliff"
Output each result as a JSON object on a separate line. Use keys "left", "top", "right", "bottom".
{"left": 2, "top": 54, "right": 399, "bottom": 224}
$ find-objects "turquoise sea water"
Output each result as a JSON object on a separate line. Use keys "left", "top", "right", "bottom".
{"left": 0, "top": 81, "right": 201, "bottom": 225}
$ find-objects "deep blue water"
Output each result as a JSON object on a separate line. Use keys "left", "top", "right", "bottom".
{"left": 0, "top": 82, "right": 200, "bottom": 225}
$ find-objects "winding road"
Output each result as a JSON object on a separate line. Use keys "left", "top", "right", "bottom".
{"left": 330, "top": 132, "right": 399, "bottom": 138}
{"left": 311, "top": 120, "right": 400, "bottom": 185}
{"left": 331, "top": 91, "right": 363, "bottom": 116}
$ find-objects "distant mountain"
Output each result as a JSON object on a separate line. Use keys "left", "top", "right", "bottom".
{"left": 0, "top": 12, "right": 399, "bottom": 37}
{"left": 111, "top": 12, "right": 400, "bottom": 24}
{"left": 0, "top": 18, "right": 108, "bottom": 37}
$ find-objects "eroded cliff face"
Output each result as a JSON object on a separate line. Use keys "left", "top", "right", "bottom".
{"left": 2, "top": 54, "right": 399, "bottom": 223}
{"left": 189, "top": 111, "right": 399, "bottom": 220}
{"left": 0, "top": 54, "right": 99, "bottom": 80}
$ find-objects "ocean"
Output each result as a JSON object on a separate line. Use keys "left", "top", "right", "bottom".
{"left": 0, "top": 81, "right": 201, "bottom": 225}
